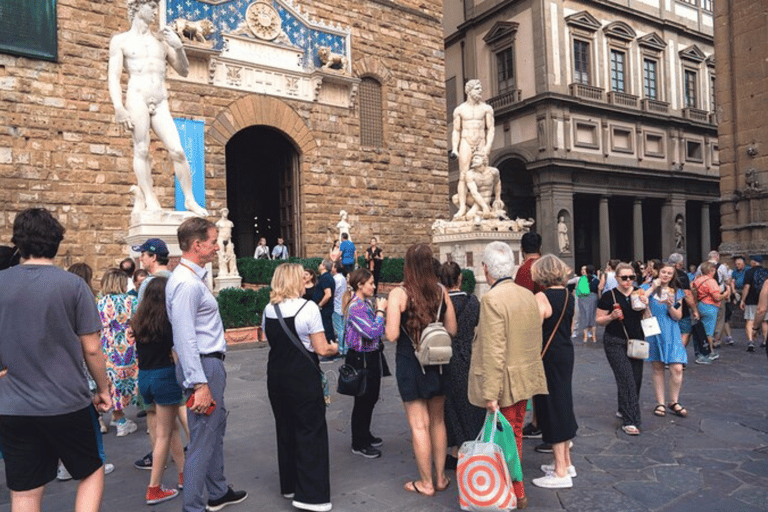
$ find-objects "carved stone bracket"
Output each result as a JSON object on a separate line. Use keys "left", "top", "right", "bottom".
{"left": 310, "top": 70, "right": 361, "bottom": 108}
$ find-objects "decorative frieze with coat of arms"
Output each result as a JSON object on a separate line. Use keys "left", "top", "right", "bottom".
{"left": 162, "top": 0, "right": 359, "bottom": 107}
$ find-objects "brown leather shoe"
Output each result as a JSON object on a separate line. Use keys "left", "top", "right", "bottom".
{"left": 517, "top": 496, "right": 529, "bottom": 509}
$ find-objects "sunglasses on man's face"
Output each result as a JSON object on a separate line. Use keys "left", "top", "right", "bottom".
{"left": 618, "top": 275, "right": 636, "bottom": 281}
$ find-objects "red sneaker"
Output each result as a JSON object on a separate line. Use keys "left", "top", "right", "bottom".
{"left": 178, "top": 472, "right": 184, "bottom": 490}
{"left": 146, "top": 486, "right": 179, "bottom": 505}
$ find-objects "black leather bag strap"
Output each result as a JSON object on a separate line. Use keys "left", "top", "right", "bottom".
{"left": 274, "top": 301, "right": 321, "bottom": 376}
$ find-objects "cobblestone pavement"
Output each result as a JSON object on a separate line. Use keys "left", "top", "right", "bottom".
{"left": 1, "top": 328, "right": 767, "bottom": 511}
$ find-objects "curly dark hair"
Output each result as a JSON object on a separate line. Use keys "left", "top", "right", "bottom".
{"left": 11, "top": 208, "right": 65, "bottom": 259}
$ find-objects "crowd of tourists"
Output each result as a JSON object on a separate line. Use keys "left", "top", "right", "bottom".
{"left": 1, "top": 208, "right": 766, "bottom": 512}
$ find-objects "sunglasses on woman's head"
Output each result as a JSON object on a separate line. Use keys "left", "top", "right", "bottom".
{"left": 619, "top": 275, "right": 636, "bottom": 281}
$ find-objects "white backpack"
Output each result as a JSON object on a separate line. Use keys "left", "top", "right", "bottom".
{"left": 405, "top": 295, "right": 453, "bottom": 373}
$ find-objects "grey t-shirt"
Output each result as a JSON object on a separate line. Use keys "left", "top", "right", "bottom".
{"left": 0, "top": 264, "right": 102, "bottom": 416}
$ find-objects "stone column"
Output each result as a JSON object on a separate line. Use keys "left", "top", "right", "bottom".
{"left": 600, "top": 196, "right": 610, "bottom": 264}
{"left": 661, "top": 199, "right": 673, "bottom": 258}
{"left": 633, "top": 199, "right": 644, "bottom": 261}
{"left": 702, "top": 203, "right": 711, "bottom": 255}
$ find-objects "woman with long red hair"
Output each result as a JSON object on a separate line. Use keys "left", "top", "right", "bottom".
{"left": 386, "top": 243, "right": 457, "bottom": 496}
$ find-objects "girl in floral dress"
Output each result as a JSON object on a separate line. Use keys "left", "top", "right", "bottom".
{"left": 98, "top": 268, "right": 139, "bottom": 436}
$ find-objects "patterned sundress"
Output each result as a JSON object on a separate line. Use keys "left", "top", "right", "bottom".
{"left": 97, "top": 293, "right": 138, "bottom": 411}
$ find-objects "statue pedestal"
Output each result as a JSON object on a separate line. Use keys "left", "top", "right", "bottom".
{"left": 432, "top": 224, "right": 525, "bottom": 298}
{"left": 126, "top": 210, "right": 213, "bottom": 290}
{"left": 214, "top": 275, "right": 242, "bottom": 294}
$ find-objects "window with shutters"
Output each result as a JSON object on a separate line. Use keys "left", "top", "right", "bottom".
{"left": 573, "top": 39, "right": 591, "bottom": 85}
{"left": 0, "top": 0, "right": 57, "bottom": 61}
{"left": 359, "top": 77, "right": 383, "bottom": 148}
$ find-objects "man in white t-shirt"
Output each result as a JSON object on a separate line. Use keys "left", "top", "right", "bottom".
{"left": 331, "top": 261, "right": 348, "bottom": 355}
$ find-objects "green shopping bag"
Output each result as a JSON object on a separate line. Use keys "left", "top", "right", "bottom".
{"left": 481, "top": 410, "right": 523, "bottom": 482}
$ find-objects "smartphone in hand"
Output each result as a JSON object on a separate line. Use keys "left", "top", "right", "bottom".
{"left": 186, "top": 391, "right": 216, "bottom": 415}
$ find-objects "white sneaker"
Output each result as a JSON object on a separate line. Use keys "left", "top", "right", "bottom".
{"left": 56, "top": 464, "right": 72, "bottom": 481}
{"left": 541, "top": 464, "right": 577, "bottom": 478}
{"left": 532, "top": 471, "right": 573, "bottom": 489}
{"left": 116, "top": 418, "right": 138, "bottom": 437}
{"left": 104, "top": 463, "right": 115, "bottom": 475}
{"left": 292, "top": 500, "right": 332, "bottom": 511}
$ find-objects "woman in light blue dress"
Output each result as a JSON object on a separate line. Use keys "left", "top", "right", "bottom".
{"left": 642, "top": 262, "right": 688, "bottom": 418}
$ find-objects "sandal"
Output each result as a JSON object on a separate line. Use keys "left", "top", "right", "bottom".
{"left": 668, "top": 402, "right": 688, "bottom": 418}
{"left": 653, "top": 404, "right": 666, "bottom": 417}
{"left": 621, "top": 425, "right": 640, "bottom": 436}
{"left": 404, "top": 481, "right": 434, "bottom": 496}
{"left": 435, "top": 477, "right": 451, "bottom": 492}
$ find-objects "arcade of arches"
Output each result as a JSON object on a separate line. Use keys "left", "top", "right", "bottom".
{"left": 491, "top": 156, "right": 720, "bottom": 269}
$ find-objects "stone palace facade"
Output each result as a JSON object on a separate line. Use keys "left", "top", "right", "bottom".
{"left": 0, "top": 0, "right": 448, "bottom": 271}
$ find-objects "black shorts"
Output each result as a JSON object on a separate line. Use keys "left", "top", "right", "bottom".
{"left": 0, "top": 405, "right": 104, "bottom": 491}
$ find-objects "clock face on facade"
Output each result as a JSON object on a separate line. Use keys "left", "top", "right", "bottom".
{"left": 246, "top": 1, "right": 282, "bottom": 40}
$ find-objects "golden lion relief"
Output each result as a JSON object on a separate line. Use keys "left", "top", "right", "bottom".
{"left": 170, "top": 18, "right": 215, "bottom": 44}
{"left": 317, "top": 46, "right": 347, "bottom": 71}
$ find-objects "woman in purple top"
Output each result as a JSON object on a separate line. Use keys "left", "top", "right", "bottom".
{"left": 343, "top": 268, "right": 388, "bottom": 459}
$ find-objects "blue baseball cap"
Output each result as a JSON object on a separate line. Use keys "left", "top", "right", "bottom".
{"left": 750, "top": 255, "right": 763, "bottom": 263}
{"left": 132, "top": 238, "right": 169, "bottom": 257}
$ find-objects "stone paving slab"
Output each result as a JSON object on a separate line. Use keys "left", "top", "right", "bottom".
{"left": 1, "top": 328, "right": 767, "bottom": 511}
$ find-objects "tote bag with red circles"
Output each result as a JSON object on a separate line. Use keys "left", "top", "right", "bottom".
{"left": 458, "top": 410, "right": 517, "bottom": 512}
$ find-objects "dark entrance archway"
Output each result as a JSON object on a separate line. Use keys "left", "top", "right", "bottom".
{"left": 226, "top": 126, "right": 299, "bottom": 258}
{"left": 497, "top": 157, "right": 536, "bottom": 222}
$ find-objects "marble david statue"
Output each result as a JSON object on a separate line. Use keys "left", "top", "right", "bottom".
{"left": 108, "top": 0, "right": 208, "bottom": 217}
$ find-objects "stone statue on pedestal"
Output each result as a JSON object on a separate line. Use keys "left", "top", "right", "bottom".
{"left": 674, "top": 217, "right": 685, "bottom": 250}
{"left": 108, "top": 0, "right": 208, "bottom": 217}
{"left": 337, "top": 210, "right": 351, "bottom": 242}
{"left": 216, "top": 208, "right": 238, "bottom": 277}
{"left": 557, "top": 216, "right": 570, "bottom": 253}
{"left": 449, "top": 79, "right": 495, "bottom": 221}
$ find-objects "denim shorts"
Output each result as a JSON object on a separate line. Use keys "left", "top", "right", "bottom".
{"left": 138, "top": 365, "right": 183, "bottom": 407}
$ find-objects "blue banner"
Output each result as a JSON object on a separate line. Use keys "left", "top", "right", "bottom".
{"left": 173, "top": 118, "right": 206, "bottom": 212}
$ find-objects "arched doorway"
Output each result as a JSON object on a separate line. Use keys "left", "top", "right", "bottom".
{"left": 226, "top": 126, "right": 299, "bottom": 258}
{"left": 497, "top": 157, "right": 536, "bottom": 221}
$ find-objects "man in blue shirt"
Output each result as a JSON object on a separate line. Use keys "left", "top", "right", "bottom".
{"left": 339, "top": 233, "right": 356, "bottom": 276}
{"left": 271, "top": 237, "right": 289, "bottom": 260}
{"left": 166, "top": 217, "right": 247, "bottom": 512}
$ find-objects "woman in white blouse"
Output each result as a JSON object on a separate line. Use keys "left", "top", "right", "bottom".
{"left": 262, "top": 263, "right": 338, "bottom": 512}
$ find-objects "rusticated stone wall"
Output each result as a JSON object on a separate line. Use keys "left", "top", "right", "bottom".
{"left": 0, "top": 0, "right": 448, "bottom": 278}
{"left": 715, "top": 0, "right": 768, "bottom": 256}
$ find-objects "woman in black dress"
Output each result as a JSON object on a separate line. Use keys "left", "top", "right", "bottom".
{"left": 385, "top": 243, "right": 457, "bottom": 496}
{"left": 531, "top": 254, "right": 578, "bottom": 490}
{"left": 439, "top": 261, "right": 483, "bottom": 469}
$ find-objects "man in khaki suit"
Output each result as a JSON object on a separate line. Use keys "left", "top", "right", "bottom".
{"left": 468, "top": 242, "right": 548, "bottom": 509}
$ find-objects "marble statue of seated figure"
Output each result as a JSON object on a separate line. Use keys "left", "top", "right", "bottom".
{"left": 451, "top": 152, "right": 507, "bottom": 221}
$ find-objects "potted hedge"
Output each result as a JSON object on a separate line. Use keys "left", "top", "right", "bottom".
{"left": 217, "top": 286, "right": 271, "bottom": 344}
{"left": 236, "top": 257, "right": 476, "bottom": 295}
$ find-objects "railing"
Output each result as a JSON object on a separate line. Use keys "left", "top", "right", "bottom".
{"left": 488, "top": 89, "right": 522, "bottom": 110}
{"left": 682, "top": 107, "right": 710, "bottom": 123}
{"left": 569, "top": 83, "right": 604, "bottom": 101}
{"left": 641, "top": 98, "right": 669, "bottom": 113}
{"left": 607, "top": 91, "right": 638, "bottom": 108}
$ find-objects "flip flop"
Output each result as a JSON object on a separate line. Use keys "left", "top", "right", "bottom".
{"left": 404, "top": 481, "right": 434, "bottom": 496}
{"left": 436, "top": 478, "right": 451, "bottom": 492}
{"left": 621, "top": 425, "right": 640, "bottom": 436}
